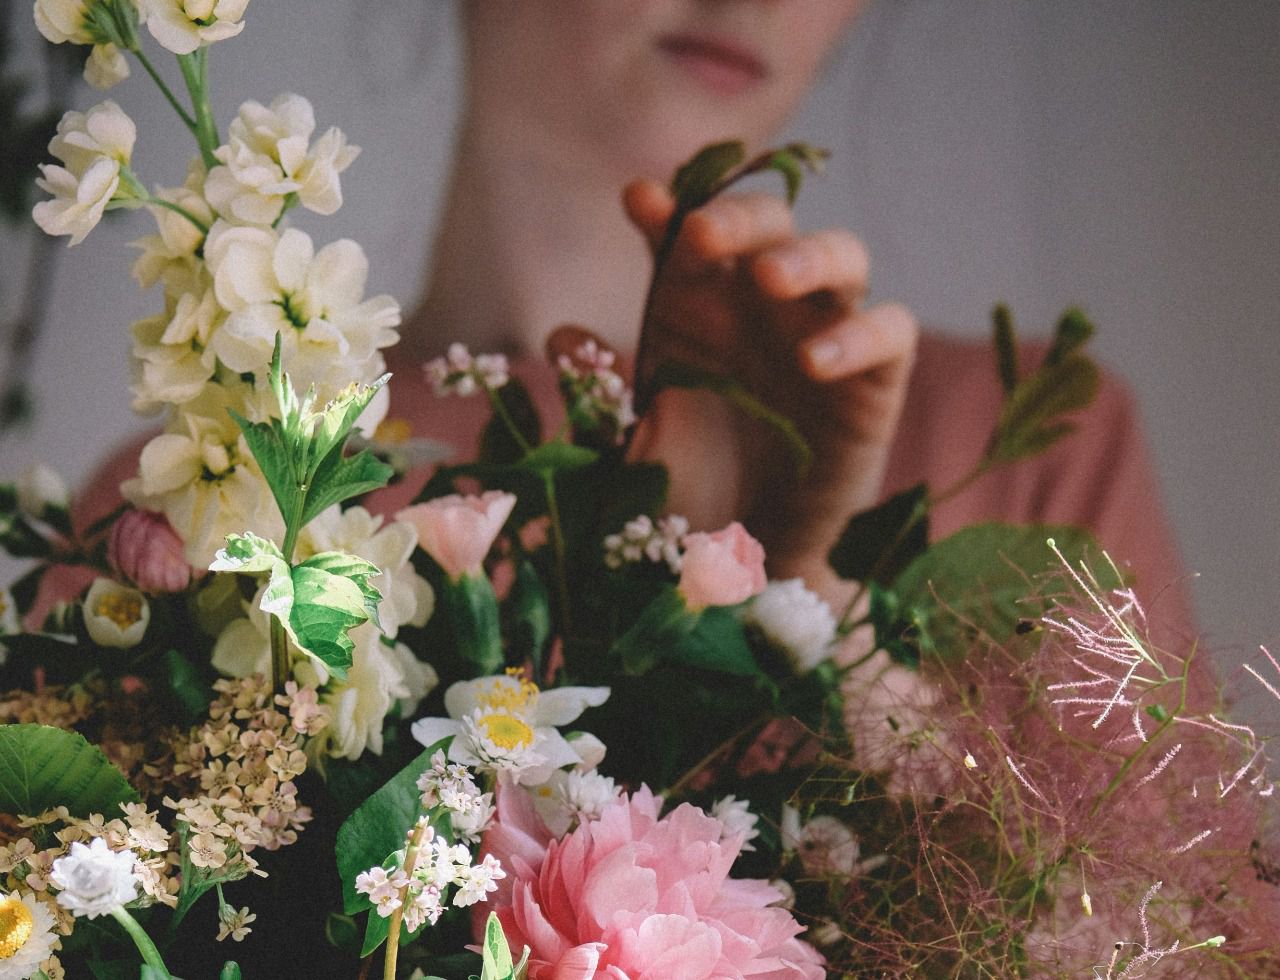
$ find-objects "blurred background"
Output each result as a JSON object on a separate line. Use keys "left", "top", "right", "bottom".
{"left": 2, "top": 0, "right": 1277, "bottom": 722}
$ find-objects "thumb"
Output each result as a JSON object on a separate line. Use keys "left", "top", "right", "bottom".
{"left": 622, "top": 178, "right": 676, "bottom": 252}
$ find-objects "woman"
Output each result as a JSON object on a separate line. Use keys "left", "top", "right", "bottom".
{"left": 380, "top": 0, "right": 1191, "bottom": 634}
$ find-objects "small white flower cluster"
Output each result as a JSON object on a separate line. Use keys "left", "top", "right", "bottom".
{"left": 532, "top": 767, "right": 622, "bottom": 838}
{"left": 603, "top": 513, "right": 689, "bottom": 573}
{"left": 557, "top": 340, "right": 637, "bottom": 443}
{"left": 425, "top": 343, "right": 511, "bottom": 397}
{"left": 711, "top": 795, "right": 761, "bottom": 852}
{"left": 416, "top": 751, "right": 494, "bottom": 844}
{"left": 354, "top": 818, "right": 505, "bottom": 931}
{"left": 743, "top": 578, "right": 838, "bottom": 674}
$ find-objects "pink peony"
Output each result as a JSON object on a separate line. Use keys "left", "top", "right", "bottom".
{"left": 396, "top": 491, "right": 516, "bottom": 580}
{"left": 107, "top": 508, "right": 193, "bottom": 593}
{"left": 481, "top": 784, "right": 824, "bottom": 980}
{"left": 677, "top": 521, "right": 767, "bottom": 610}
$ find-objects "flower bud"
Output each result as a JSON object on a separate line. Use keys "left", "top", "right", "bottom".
{"left": 677, "top": 521, "right": 766, "bottom": 610}
{"left": 83, "top": 577, "right": 150, "bottom": 648}
{"left": 15, "top": 463, "right": 68, "bottom": 520}
{"left": 108, "top": 509, "right": 192, "bottom": 593}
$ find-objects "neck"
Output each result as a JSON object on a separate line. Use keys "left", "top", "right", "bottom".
{"left": 397, "top": 109, "right": 654, "bottom": 370}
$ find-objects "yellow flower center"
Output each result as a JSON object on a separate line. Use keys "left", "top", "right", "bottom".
{"left": 476, "top": 670, "right": 539, "bottom": 714}
{"left": 0, "top": 896, "right": 33, "bottom": 960}
{"left": 374, "top": 417, "right": 412, "bottom": 445}
{"left": 478, "top": 713, "right": 535, "bottom": 752}
{"left": 96, "top": 592, "right": 143, "bottom": 631}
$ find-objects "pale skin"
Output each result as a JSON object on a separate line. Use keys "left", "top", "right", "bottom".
{"left": 394, "top": 0, "right": 915, "bottom": 604}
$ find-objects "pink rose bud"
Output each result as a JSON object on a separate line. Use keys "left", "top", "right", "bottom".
{"left": 107, "top": 509, "right": 192, "bottom": 594}
{"left": 396, "top": 491, "right": 517, "bottom": 580}
{"left": 677, "top": 521, "right": 767, "bottom": 610}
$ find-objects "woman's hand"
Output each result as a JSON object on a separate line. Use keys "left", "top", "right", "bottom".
{"left": 620, "top": 178, "right": 918, "bottom": 599}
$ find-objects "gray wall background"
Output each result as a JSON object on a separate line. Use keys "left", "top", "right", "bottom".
{"left": 3, "top": 1, "right": 1277, "bottom": 724}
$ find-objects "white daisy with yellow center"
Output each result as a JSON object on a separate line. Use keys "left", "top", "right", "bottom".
{"left": 0, "top": 891, "right": 57, "bottom": 980}
{"left": 411, "top": 672, "right": 609, "bottom": 786}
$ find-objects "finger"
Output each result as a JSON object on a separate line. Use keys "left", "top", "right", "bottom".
{"left": 798, "top": 301, "right": 918, "bottom": 383}
{"left": 545, "top": 323, "right": 617, "bottom": 367}
{"left": 752, "top": 229, "right": 870, "bottom": 303}
{"left": 622, "top": 179, "right": 676, "bottom": 252}
{"left": 676, "top": 192, "right": 796, "bottom": 266}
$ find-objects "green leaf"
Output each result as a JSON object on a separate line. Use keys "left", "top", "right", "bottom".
{"left": 670, "top": 140, "right": 745, "bottom": 211}
{"left": 649, "top": 362, "right": 811, "bottom": 474}
{"left": 281, "top": 564, "right": 372, "bottom": 679}
{"left": 752, "top": 143, "right": 830, "bottom": 204}
{"left": 828, "top": 483, "right": 929, "bottom": 586}
{"left": 612, "top": 586, "right": 761, "bottom": 678}
{"left": 891, "top": 523, "right": 1118, "bottom": 659}
{"left": 296, "top": 552, "right": 383, "bottom": 629}
{"left": 989, "top": 355, "right": 1099, "bottom": 464}
{"left": 209, "top": 531, "right": 287, "bottom": 576}
{"left": 505, "top": 561, "right": 551, "bottom": 675}
{"left": 441, "top": 574, "right": 504, "bottom": 677}
{"left": 301, "top": 448, "right": 394, "bottom": 526}
{"left": 1044, "top": 307, "right": 1095, "bottom": 367}
{"left": 228, "top": 410, "right": 296, "bottom": 524}
{"left": 0, "top": 724, "right": 139, "bottom": 818}
{"left": 218, "top": 964, "right": 242, "bottom": 980}
{"left": 993, "top": 303, "right": 1018, "bottom": 394}
{"left": 310, "top": 375, "right": 391, "bottom": 465}
{"left": 140, "top": 967, "right": 177, "bottom": 980}
{"left": 517, "top": 441, "right": 600, "bottom": 475}
{"left": 481, "top": 912, "right": 514, "bottom": 979}
{"left": 164, "top": 650, "right": 213, "bottom": 726}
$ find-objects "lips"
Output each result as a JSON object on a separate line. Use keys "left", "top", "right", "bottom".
{"left": 657, "top": 33, "right": 769, "bottom": 96}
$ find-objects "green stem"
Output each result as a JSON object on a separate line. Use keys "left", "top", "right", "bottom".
{"left": 541, "top": 472, "right": 572, "bottom": 635}
{"left": 383, "top": 820, "right": 431, "bottom": 980}
{"left": 146, "top": 196, "right": 209, "bottom": 235}
{"left": 177, "top": 49, "right": 220, "bottom": 169}
{"left": 486, "top": 387, "right": 532, "bottom": 455}
{"left": 110, "top": 905, "right": 170, "bottom": 975}
{"left": 134, "top": 48, "right": 197, "bottom": 132}
{"left": 269, "top": 485, "right": 308, "bottom": 695}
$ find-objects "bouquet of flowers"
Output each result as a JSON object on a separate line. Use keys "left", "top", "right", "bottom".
{"left": 2, "top": 5, "right": 1277, "bottom": 978}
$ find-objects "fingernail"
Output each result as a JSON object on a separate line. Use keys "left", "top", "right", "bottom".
{"left": 805, "top": 338, "right": 841, "bottom": 369}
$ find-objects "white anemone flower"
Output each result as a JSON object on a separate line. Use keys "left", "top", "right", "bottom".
{"left": 83, "top": 578, "right": 150, "bottom": 649}
{"left": 0, "top": 890, "right": 57, "bottom": 980}
{"left": 411, "top": 675, "right": 609, "bottom": 786}
{"left": 50, "top": 837, "right": 139, "bottom": 918}
{"left": 141, "top": 0, "right": 249, "bottom": 55}
{"left": 205, "top": 93, "right": 360, "bottom": 225}
{"left": 33, "top": 101, "right": 138, "bottom": 245}
{"left": 203, "top": 222, "right": 399, "bottom": 407}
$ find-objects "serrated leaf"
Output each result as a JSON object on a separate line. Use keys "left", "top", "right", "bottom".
{"left": 670, "top": 140, "right": 745, "bottom": 210}
{"left": 302, "top": 448, "right": 394, "bottom": 525}
{"left": 0, "top": 724, "right": 139, "bottom": 818}
{"left": 284, "top": 565, "right": 371, "bottom": 679}
{"left": 828, "top": 483, "right": 929, "bottom": 585}
{"left": 892, "top": 523, "right": 1119, "bottom": 659}
{"left": 1045, "top": 308, "right": 1094, "bottom": 368}
{"left": 209, "top": 532, "right": 286, "bottom": 575}
{"left": 296, "top": 551, "right": 383, "bottom": 629}
{"left": 228, "top": 410, "right": 296, "bottom": 523}
{"left": 310, "top": 375, "right": 391, "bottom": 463}
{"left": 993, "top": 303, "right": 1018, "bottom": 394}
{"left": 517, "top": 441, "right": 600, "bottom": 475}
{"left": 649, "top": 362, "right": 810, "bottom": 474}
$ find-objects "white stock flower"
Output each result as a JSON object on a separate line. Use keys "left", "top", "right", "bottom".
{"left": 322, "top": 629, "right": 437, "bottom": 761}
{"left": 745, "top": 578, "right": 837, "bottom": 673}
{"left": 83, "top": 578, "right": 150, "bottom": 648}
{"left": 15, "top": 463, "right": 68, "bottom": 519}
{"left": 711, "top": 795, "right": 761, "bottom": 852}
{"left": 33, "top": 0, "right": 94, "bottom": 44}
{"left": 121, "top": 384, "right": 281, "bottom": 567}
{"left": 33, "top": 101, "right": 138, "bottom": 245}
{"left": 411, "top": 675, "right": 610, "bottom": 786}
{"left": 0, "top": 890, "right": 57, "bottom": 978}
{"left": 141, "top": 0, "right": 248, "bottom": 55}
{"left": 83, "top": 41, "right": 130, "bottom": 89}
{"left": 50, "top": 837, "right": 139, "bottom": 918}
{"left": 203, "top": 222, "right": 399, "bottom": 405}
{"left": 205, "top": 93, "right": 360, "bottom": 225}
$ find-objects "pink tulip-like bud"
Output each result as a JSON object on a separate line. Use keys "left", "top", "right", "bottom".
{"left": 397, "top": 491, "right": 517, "bottom": 580}
{"left": 107, "top": 509, "right": 192, "bottom": 594}
{"left": 677, "top": 521, "right": 767, "bottom": 610}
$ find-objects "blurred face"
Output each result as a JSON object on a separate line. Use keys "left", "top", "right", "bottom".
{"left": 464, "top": 0, "right": 868, "bottom": 177}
